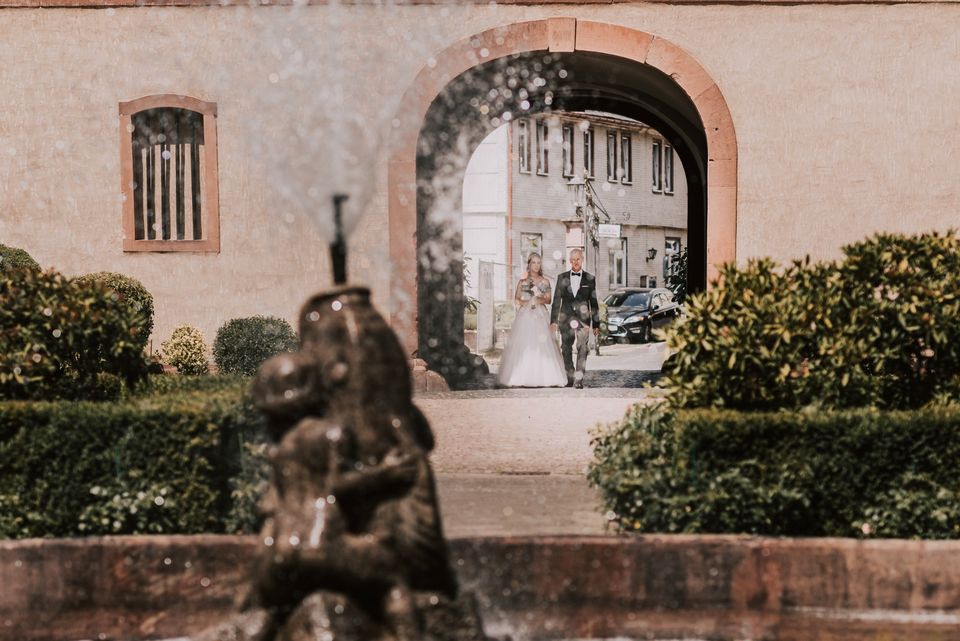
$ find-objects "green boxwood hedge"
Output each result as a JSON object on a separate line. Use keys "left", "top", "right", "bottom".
{"left": 0, "top": 243, "right": 39, "bottom": 272}
{"left": 0, "top": 377, "right": 265, "bottom": 538}
{"left": 213, "top": 315, "right": 298, "bottom": 376}
{"left": 662, "top": 231, "right": 960, "bottom": 411}
{"left": 589, "top": 404, "right": 960, "bottom": 539}
{"left": 75, "top": 272, "right": 154, "bottom": 354}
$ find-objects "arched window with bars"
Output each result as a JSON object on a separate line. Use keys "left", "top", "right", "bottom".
{"left": 120, "top": 95, "right": 219, "bottom": 252}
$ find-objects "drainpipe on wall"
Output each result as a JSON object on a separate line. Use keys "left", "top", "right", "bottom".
{"left": 506, "top": 123, "right": 514, "bottom": 292}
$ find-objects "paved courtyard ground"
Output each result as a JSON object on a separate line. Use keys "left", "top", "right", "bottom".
{"left": 420, "top": 342, "right": 664, "bottom": 537}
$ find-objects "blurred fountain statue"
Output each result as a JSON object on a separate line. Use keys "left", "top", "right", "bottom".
{"left": 196, "top": 284, "right": 493, "bottom": 641}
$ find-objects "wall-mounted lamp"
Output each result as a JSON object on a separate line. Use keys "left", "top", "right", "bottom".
{"left": 646, "top": 247, "right": 658, "bottom": 261}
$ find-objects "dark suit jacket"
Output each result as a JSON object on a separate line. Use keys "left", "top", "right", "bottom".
{"left": 551, "top": 270, "right": 601, "bottom": 330}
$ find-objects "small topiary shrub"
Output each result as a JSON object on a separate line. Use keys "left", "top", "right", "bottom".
{"left": 161, "top": 325, "right": 209, "bottom": 375}
{"left": 0, "top": 268, "right": 149, "bottom": 400}
{"left": 0, "top": 377, "right": 265, "bottom": 538}
{"left": 0, "top": 243, "right": 39, "bottom": 272}
{"left": 662, "top": 230, "right": 960, "bottom": 411}
{"left": 212, "top": 315, "right": 298, "bottom": 376}
{"left": 75, "top": 272, "right": 154, "bottom": 353}
{"left": 588, "top": 403, "right": 960, "bottom": 538}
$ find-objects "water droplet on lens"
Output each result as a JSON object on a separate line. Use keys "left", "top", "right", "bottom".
{"left": 308, "top": 311, "right": 320, "bottom": 322}
{"left": 332, "top": 300, "right": 343, "bottom": 311}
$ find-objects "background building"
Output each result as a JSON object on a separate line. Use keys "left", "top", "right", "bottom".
{"left": 2, "top": 7, "right": 959, "bottom": 363}
{"left": 464, "top": 112, "right": 687, "bottom": 306}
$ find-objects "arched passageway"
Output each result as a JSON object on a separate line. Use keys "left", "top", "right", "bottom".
{"left": 388, "top": 19, "right": 737, "bottom": 384}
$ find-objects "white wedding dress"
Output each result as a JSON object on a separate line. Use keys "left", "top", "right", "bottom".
{"left": 498, "top": 279, "right": 568, "bottom": 388}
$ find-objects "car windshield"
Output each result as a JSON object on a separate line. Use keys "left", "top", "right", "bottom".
{"left": 605, "top": 292, "right": 650, "bottom": 308}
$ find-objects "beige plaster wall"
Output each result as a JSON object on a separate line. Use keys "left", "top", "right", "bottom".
{"left": 1, "top": 3, "right": 959, "bottom": 346}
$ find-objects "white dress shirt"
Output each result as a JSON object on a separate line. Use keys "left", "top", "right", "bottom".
{"left": 570, "top": 270, "right": 582, "bottom": 297}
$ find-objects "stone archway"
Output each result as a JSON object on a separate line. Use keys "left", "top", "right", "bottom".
{"left": 388, "top": 18, "right": 737, "bottom": 367}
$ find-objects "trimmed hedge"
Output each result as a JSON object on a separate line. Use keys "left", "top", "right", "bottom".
{"left": 75, "top": 272, "right": 154, "bottom": 353}
{"left": 0, "top": 377, "right": 264, "bottom": 538}
{"left": 0, "top": 243, "right": 39, "bottom": 272}
{"left": 589, "top": 404, "right": 960, "bottom": 538}
{"left": 0, "top": 268, "right": 149, "bottom": 400}
{"left": 213, "top": 316, "right": 298, "bottom": 376}
{"left": 662, "top": 231, "right": 960, "bottom": 411}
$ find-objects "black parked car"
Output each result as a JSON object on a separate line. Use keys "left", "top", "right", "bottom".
{"left": 604, "top": 288, "right": 683, "bottom": 343}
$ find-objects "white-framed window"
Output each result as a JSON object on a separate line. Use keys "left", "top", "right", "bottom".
{"left": 664, "top": 143, "right": 674, "bottom": 194}
{"left": 120, "top": 94, "right": 220, "bottom": 253}
{"left": 620, "top": 132, "right": 632, "bottom": 184}
{"left": 517, "top": 120, "right": 531, "bottom": 174}
{"left": 652, "top": 140, "right": 663, "bottom": 192}
{"left": 536, "top": 120, "right": 549, "bottom": 175}
{"left": 608, "top": 238, "right": 627, "bottom": 287}
{"left": 562, "top": 124, "right": 574, "bottom": 177}
{"left": 583, "top": 127, "right": 594, "bottom": 177}
{"left": 606, "top": 131, "right": 617, "bottom": 182}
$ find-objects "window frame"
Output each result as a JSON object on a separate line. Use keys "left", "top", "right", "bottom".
{"left": 517, "top": 119, "right": 531, "bottom": 174}
{"left": 620, "top": 132, "right": 633, "bottom": 184}
{"left": 583, "top": 127, "right": 594, "bottom": 178}
{"left": 606, "top": 131, "right": 618, "bottom": 182}
{"left": 562, "top": 124, "right": 575, "bottom": 177}
{"left": 663, "top": 143, "right": 674, "bottom": 194}
{"left": 536, "top": 119, "right": 549, "bottom": 176}
{"left": 652, "top": 139, "right": 663, "bottom": 193}
{"left": 608, "top": 237, "right": 627, "bottom": 288}
{"left": 119, "top": 94, "right": 220, "bottom": 253}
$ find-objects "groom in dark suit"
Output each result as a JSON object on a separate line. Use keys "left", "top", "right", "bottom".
{"left": 550, "top": 248, "right": 601, "bottom": 388}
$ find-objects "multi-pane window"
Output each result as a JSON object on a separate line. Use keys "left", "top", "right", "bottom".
{"left": 583, "top": 127, "right": 594, "bottom": 177}
{"left": 608, "top": 238, "right": 627, "bottom": 287}
{"left": 120, "top": 95, "right": 219, "bottom": 252}
{"left": 620, "top": 133, "right": 632, "bottom": 184}
{"left": 606, "top": 131, "right": 617, "bottom": 181}
{"left": 562, "top": 124, "right": 574, "bottom": 177}
{"left": 652, "top": 140, "right": 663, "bottom": 192}
{"left": 536, "top": 120, "right": 549, "bottom": 175}
{"left": 663, "top": 144, "right": 674, "bottom": 194}
{"left": 517, "top": 120, "right": 531, "bottom": 173}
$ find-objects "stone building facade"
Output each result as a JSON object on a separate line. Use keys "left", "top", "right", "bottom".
{"left": 2, "top": 3, "right": 959, "bottom": 357}
{"left": 464, "top": 112, "right": 688, "bottom": 304}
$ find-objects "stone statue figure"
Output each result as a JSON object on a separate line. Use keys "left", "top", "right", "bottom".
{"left": 196, "top": 286, "right": 491, "bottom": 641}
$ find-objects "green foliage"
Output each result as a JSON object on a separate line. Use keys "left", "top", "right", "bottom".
{"left": 0, "top": 377, "right": 266, "bottom": 538}
{"left": 662, "top": 231, "right": 960, "bottom": 411}
{"left": 75, "top": 272, "right": 154, "bottom": 353}
{"left": 225, "top": 440, "right": 270, "bottom": 534}
{"left": 161, "top": 325, "right": 209, "bottom": 375}
{"left": 0, "top": 243, "right": 39, "bottom": 272}
{"left": 212, "top": 316, "right": 298, "bottom": 376}
{"left": 0, "top": 268, "right": 149, "bottom": 400}
{"left": 588, "top": 404, "right": 960, "bottom": 538}
{"left": 462, "top": 260, "right": 480, "bottom": 314}
{"left": 666, "top": 246, "right": 688, "bottom": 304}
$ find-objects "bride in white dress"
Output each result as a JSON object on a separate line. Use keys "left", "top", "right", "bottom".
{"left": 497, "top": 253, "right": 568, "bottom": 387}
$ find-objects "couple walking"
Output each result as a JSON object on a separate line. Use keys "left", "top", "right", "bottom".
{"left": 498, "top": 248, "right": 600, "bottom": 389}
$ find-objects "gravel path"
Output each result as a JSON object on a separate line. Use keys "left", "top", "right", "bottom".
{"left": 417, "top": 390, "right": 659, "bottom": 536}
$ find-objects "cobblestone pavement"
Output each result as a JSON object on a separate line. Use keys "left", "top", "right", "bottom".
{"left": 419, "top": 389, "right": 660, "bottom": 536}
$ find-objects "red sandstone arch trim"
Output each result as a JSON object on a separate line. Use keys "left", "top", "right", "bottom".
{"left": 388, "top": 18, "right": 737, "bottom": 354}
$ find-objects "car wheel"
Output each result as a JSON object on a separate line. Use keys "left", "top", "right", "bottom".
{"left": 642, "top": 323, "right": 652, "bottom": 343}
